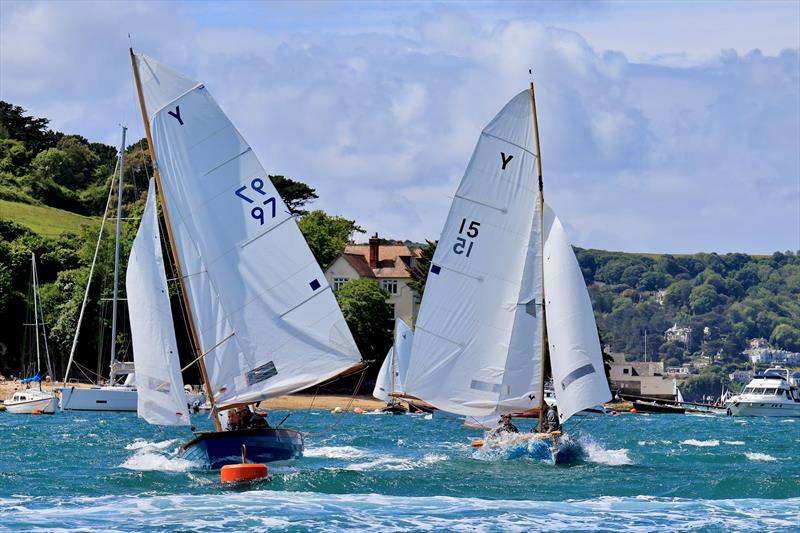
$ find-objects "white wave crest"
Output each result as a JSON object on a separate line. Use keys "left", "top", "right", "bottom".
{"left": 303, "top": 446, "right": 368, "bottom": 460}
{"left": 124, "top": 438, "right": 179, "bottom": 452}
{"left": 119, "top": 452, "right": 198, "bottom": 472}
{"left": 723, "top": 441, "right": 745, "bottom": 446}
{"left": 345, "top": 453, "right": 448, "bottom": 472}
{"left": 581, "top": 440, "right": 632, "bottom": 466}
{"left": 680, "top": 439, "right": 719, "bottom": 447}
{"left": 745, "top": 452, "right": 777, "bottom": 462}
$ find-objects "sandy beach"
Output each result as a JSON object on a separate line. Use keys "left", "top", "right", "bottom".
{"left": 0, "top": 381, "right": 386, "bottom": 412}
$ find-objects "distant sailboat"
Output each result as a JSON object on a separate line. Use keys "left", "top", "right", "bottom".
{"left": 4, "top": 253, "right": 56, "bottom": 414}
{"left": 128, "top": 50, "right": 363, "bottom": 468}
{"left": 403, "top": 77, "right": 611, "bottom": 463}
{"left": 59, "top": 126, "right": 138, "bottom": 412}
{"left": 373, "top": 318, "right": 413, "bottom": 414}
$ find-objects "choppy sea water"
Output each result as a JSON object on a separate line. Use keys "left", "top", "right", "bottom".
{"left": 1, "top": 408, "right": 798, "bottom": 531}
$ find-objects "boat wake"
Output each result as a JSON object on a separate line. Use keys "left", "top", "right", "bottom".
{"left": 303, "top": 446, "right": 369, "bottom": 460}
{"left": 343, "top": 452, "right": 448, "bottom": 472}
{"left": 472, "top": 433, "right": 631, "bottom": 465}
{"left": 120, "top": 439, "right": 198, "bottom": 472}
{"left": 680, "top": 439, "right": 720, "bottom": 447}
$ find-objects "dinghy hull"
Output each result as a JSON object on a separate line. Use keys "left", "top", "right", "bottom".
{"left": 180, "top": 428, "right": 304, "bottom": 469}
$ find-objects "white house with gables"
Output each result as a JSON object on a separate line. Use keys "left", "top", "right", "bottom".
{"left": 324, "top": 234, "right": 420, "bottom": 325}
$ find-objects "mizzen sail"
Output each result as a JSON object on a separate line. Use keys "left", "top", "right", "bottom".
{"left": 127, "top": 179, "right": 189, "bottom": 426}
{"left": 543, "top": 204, "right": 611, "bottom": 424}
{"left": 133, "top": 54, "right": 362, "bottom": 408}
{"left": 404, "top": 90, "right": 544, "bottom": 417}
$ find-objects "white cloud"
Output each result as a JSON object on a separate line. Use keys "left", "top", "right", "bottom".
{"left": 1, "top": 0, "right": 797, "bottom": 254}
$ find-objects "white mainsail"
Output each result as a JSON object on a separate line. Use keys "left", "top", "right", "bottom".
{"left": 373, "top": 318, "right": 413, "bottom": 402}
{"left": 404, "top": 90, "right": 544, "bottom": 417}
{"left": 127, "top": 179, "right": 189, "bottom": 426}
{"left": 134, "top": 54, "right": 362, "bottom": 408}
{"left": 543, "top": 205, "right": 611, "bottom": 424}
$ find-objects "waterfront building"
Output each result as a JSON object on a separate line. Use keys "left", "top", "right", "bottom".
{"left": 324, "top": 234, "right": 420, "bottom": 325}
{"left": 609, "top": 353, "right": 674, "bottom": 399}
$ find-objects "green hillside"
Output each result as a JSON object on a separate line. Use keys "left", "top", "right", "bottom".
{"left": 0, "top": 199, "right": 98, "bottom": 236}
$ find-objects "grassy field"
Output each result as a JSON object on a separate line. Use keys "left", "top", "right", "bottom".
{"left": 0, "top": 200, "right": 99, "bottom": 236}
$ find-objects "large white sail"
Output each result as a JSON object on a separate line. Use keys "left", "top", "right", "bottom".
{"left": 373, "top": 318, "right": 413, "bottom": 402}
{"left": 134, "top": 54, "right": 362, "bottom": 408}
{"left": 404, "top": 90, "right": 544, "bottom": 417}
{"left": 127, "top": 179, "right": 190, "bottom": 426}
{"left": 543, "top": 205, "right": 611, "bottom": 424}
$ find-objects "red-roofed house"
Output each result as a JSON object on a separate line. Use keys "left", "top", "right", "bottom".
{"left": 324, "top": 233, "right": 420, "bottom": 324}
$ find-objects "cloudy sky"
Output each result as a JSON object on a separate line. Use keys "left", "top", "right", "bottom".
{"left": 1, "top": 0, "right": 798, "bottom": 254}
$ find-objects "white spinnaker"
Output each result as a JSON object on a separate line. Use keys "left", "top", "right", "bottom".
{"left": 372, "top": 318, "right": 413, "bottom": 402}
{"left": 543, "top": 205, "right": 611, "bottom": 424}
{"left": 127, "top": 179, "right": 190, "bottom": 426}
{"left": 135, "top": 54, "right": 361, "bottom": 408}
{"left": 404, "top": 90, "right": 543, "bottom": 417}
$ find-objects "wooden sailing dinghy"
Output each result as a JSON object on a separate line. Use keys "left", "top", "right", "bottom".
{"left": 127, "top": 50, "right": 363, "bottom": 469}
{"left": 402, "top": 75, "right": 612, "bottom": 464}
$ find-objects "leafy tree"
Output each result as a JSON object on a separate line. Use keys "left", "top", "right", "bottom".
{"left": 770, "top": 323, "right": 800, "bottom": 352}
{"left": 270, "top": 175, "right": 319, "bottom": 214}
{"left": 297, "top": 210, "right": 363, "bottom": 269}
{"left": 689, "top": 284, "right": 722, "bottom": 314}
{"left": 334, "top": 279, "right": 392, "bottom": 371}
{"left": 407, "top": 239, "right": 436, "bottom": 297}
{"left": 0, "top": 101, "right": 61, "bottom": 153}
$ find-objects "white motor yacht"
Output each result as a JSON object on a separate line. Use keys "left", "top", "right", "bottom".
{"left": 725, "top": 367, "right": 800, "bottom": 417}
{"left": 4, "top": 388, "right": 55, "bottom": 414}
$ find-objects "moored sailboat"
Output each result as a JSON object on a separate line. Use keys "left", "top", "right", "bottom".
{"left": 3, "top": 253, "right": 56, "bottom": 415}
{"left": 403, "top": 76, "right": 611, "bottom": 463}
{"left": 58, "top": 128, "right": 137, "bottom": 412}
{"left": 127, "top": 50, "right": 363, "bottom": 469}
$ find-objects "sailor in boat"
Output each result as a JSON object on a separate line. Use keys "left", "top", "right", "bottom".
{"left": 488, "top": 414, "right": 520, "bottom": 438}
{"left": 541, "top": 405, "right": 561, "bottom": 433}
{"left": 226, "top": 406, "right": 270, "bottom": 431}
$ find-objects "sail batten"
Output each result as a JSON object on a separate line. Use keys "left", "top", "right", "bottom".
{"left": 128, "top": 180, "right": 190, "bottom": 426}
{"left": 135, "top": 53, "right": 361, "bottom": 409}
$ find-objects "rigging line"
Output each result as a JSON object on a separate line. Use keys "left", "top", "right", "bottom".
{"left": 62, "top": 159, "right": 119, "bottom": 385}
{"left": 296, "top": 385, "right": 321, "bottom": 427}
{"left": 180, "top": 332, "right": 235, "bottom": 372}
{"left": 302, "top": 368, "right": 367, "bottom": 437}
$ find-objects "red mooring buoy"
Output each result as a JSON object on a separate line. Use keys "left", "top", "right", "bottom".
{"left": 220, "top": 444, "right": 268, "bottom": 483}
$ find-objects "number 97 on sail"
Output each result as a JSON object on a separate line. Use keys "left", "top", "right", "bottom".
{"left": 453, "top": 218, "right": 480, "bottom": 257}
{"left": 235, "top": 178, "right": 277, "bottom": 226}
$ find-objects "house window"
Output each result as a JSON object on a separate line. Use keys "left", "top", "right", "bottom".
{"left": 382, "top": 279, "right": 398, "bottom": 294}
{"left": 387, "top": 303, "right": 395, "bottom": 319}
{"left": 623, "top": 368, "right": 629, "bottom": 375}
{"left": 333, "top": 277, "right": 349, "bottom": 291}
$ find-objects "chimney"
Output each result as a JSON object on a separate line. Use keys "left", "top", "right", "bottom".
{"left": 369, "top": 232, "right": 380, "bottom": 268}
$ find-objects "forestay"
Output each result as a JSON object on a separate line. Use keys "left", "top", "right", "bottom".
{"left": 404, "top": 90, "right": 544, "bottom": 417}
{"left": 373, "top": 318, "right": 413, "bottom": 402}
{"left": 542, "top": 205, "right": 611, "bottom": 423}
{"left": 127, "top": 179, "right": 189, "bottom": 426}
{"left": 134, "top": 54, "right": 362, "bottom": 408}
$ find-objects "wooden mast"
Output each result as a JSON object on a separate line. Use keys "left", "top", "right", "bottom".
{"left": 129, "top": 48, "right": 222, "bottom": 431}
{"left": 529, "top": 72, "right": 549, "bottom": 433}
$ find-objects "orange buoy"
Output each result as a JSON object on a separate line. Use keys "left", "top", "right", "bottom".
{"left": 353, "top": 407, "right": 363, "bottom": 414}
{"left": 31, "top": 410, "right": 44, "bottom": 415}
{"left": 471, "top": 439, "right": 484, "bottom": 448}
{"left": 221, "top": 444, "right": 268, "bottom": 483}
{"left": 629, "top": 408, "right": 638, "bottom": 414}
{"left": 221, "top": 463, "right": 268, "bottom": 483}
